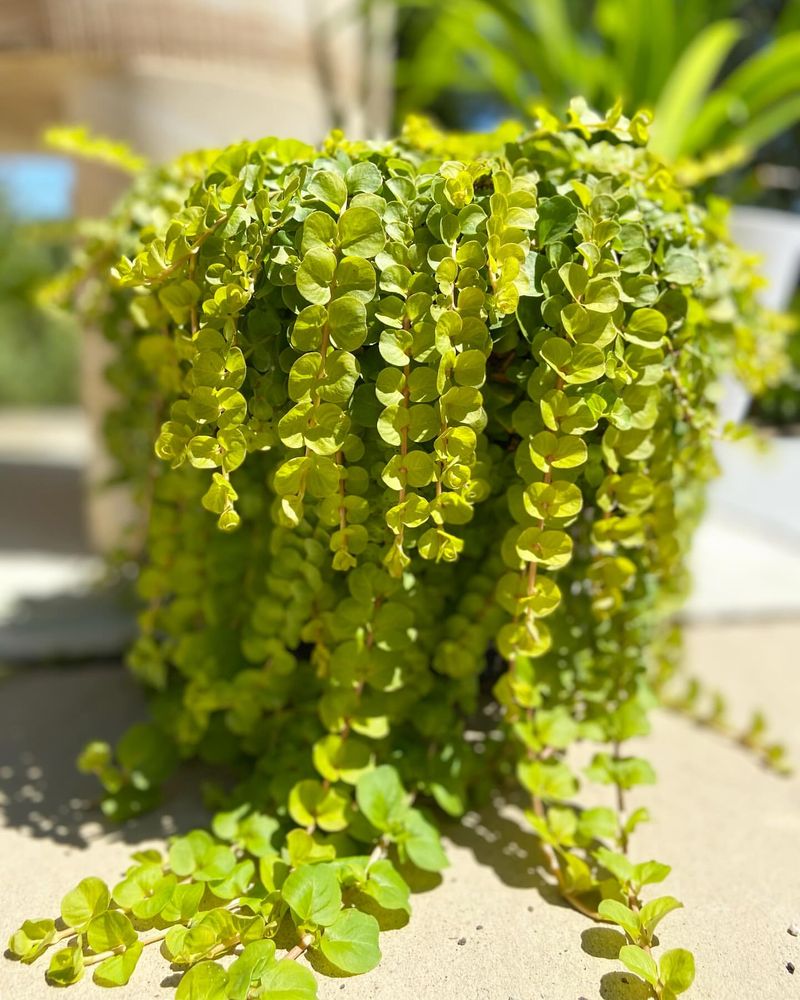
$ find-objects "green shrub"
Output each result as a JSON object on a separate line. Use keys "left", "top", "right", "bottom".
{"left": 0, "top": 205, "right": 78, "bottom": 406}
{"left": 8, "top": 104, "right": 784, "bottom": 999}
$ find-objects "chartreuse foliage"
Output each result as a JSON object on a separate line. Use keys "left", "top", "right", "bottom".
{"left": 8, "top": 105, "right": 785, "bottom": 999}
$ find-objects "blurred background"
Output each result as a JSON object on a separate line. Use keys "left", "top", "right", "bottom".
{"left": 1, "top": 0, "right": 800, "bottom": 657}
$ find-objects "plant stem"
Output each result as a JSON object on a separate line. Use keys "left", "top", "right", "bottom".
{"left": 529, "top": 793, "right": 603, "bottom": 922}
{"left": 83, "top": 946, "right": 124, "bottom": 967}
{"left": 82, "top": 927, "right": 169, "bottom": 967}
{"left": 286, "top": 932, "right": 315, "bottom": 962}
{"left": 367, "top": 838, "right": 388, "bottom": 870}
{"left": 612, "top": 739, "right": 628, "bottom": 853}
{"left": 140, "top": 213, "right": 230, "bottom": 287}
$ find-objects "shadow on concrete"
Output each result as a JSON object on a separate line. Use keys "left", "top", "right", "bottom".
{"left": 599, "top": 970, "right": 651, "bottom": 1000}
{"left": 445, "top": 801, "right": 555, "bottom": 900}
{"left": 581, "top": 926, "right": 626, "bottom": 959}
{"left": 0, "top": 662, "right": 207, "bottom": 849}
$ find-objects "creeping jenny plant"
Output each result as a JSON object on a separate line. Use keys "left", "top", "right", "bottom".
{"left": 8, "top": 103, "right": 786, "bottom": 998}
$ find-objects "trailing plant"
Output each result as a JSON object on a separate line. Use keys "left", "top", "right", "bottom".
{"left": 7, "top": 104, "right": 786, "bottom": 999}
{"left": 653, "top": 643, "right": 792, "bottom": 775}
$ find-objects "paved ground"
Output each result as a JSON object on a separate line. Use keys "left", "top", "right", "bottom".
{"left": 1, "top": 622, "right": 799, "bottom": 1000}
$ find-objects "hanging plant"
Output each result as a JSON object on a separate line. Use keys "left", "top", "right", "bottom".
{"left": 8, "top": 102, "right": 786, "bottom": 999}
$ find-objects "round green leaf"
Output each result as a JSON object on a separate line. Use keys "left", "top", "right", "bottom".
{"left": 301, "top": 211, "right": 337, "bottom": 254}
{"left": 175, "top": 960, "right": 229, "bottom": 1000}
{"left": 87, "top": 910, "right": 137, "bottom": 953}
{"left": 308, "top": 170, "right": 347, "bottom": 212}
{"left": 322, "top": 350, "right": 360, "bottom": 404}
{"left": 328, "top": 294, "right": 368, "bottom": 350}
{"left": 524, "top": 480, "right": 583, "bottom": 520}
{"left": 168, "top": 830, "right": 215, "bottom": 877}
{"left": 363, "top": 860, "right": 411, "bottom": 913}
{"left": 663, "top": 248, "right": 700, "bottom": 285}
{"left": 193, "top": 845, "right": 238, "bottom": 882}
{"left": 207, "top": 859, "right": 255, "bottom": 900}
{"left": 226, "top": 940, "right": 276, "bottom": 1000}
{"left": 516, "top": 527, "right": 573, "bottom": 569}
{"left": 624, "top": 308, "right": 667, "bottom": 346}
{"left": 536, "top": 195, "right": 578, "bottom": 245}
{"left": 583, "top": 278, "right": 619, "bottom": 313}
{"left": 288, "top": 779, "right": 350, "bottom": 833}
{"left": 281, "top": 862, "right": 342, "bottom": 927}
{"left": 258, "top": 958, "right": 318, "bottom": 1000}
{"left": 338, "top": 206, "right": 385, "bottom": 258}
{"left": 160, "top": 882, "right": 205, "bottom": 924}
{"left": 335, "top": 256, "right": 376, "bottom": 302}
{"left": 454, "top": 349, "right": 486, "bottom": 387}
{"left": 113, "top": 868, "right": 176, "bottom": 920}
{"left": 46, "top": 945, "right": 84, "bottom": 986}
{"left": 319, "top": 908, "right": 381, "bottom": 974}
{"left": 312, "top": 734, "right": 372, "bottom": 784}
{"left": 60, "top": 876, "right": 110, "bottom": 931}
{"left": 297, "top": 247, "right": 337, "bottom": 305}
{"left": 346, "top": 161, "right": 383, "bottom": 194}
{"left": 619, "top": 944, "right": 659, "bottom": 988}
{"left": 292, "top": 304, "right": 327, "bottom": 351}
{"left": 529, "top": 431, "right": 588, "bottom": 472}
{"left": 355, "top": 765, "right": 408, "bottom": 832}
{"left": 93, "top": 941, "right": 143, "bottom": 987}
{"left": 8, "top": 918, "right": 56, "bottom": 963}
{"left": 402, "top": 809, "right": 448, "bottom": 871}
{"left": 659, "top": 948, "right": 695, "bottom": 994}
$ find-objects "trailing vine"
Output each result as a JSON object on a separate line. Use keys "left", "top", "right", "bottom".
{"left": 8, "top": 102, "right": 787, "bottom": 999}
{"left": 652, "top": 633, "right": 791, "bottom": 776}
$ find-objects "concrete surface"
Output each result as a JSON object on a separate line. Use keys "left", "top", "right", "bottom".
{"left": 1, "top": 622, "right": 799, "bottom": 1000}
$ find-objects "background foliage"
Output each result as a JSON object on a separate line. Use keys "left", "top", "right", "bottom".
{"left": 0, "top": 203, "right": 77, "bottom": 406}
{"left": 387, "top": 0, "right": 800, "bottom": 187}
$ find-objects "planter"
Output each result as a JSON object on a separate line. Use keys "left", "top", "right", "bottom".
{"left": 686, "top": 208, "right": 800, "bottom": 619}
{"left": 730, "top": 206, "right": 800, "bottom": 311}
{"left": 719, "top": 206, "right": 800, "bottom": 423}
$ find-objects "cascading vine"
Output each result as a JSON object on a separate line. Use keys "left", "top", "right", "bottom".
{"left": 8, "top": 103, "right": 786, "bottom": 1000}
